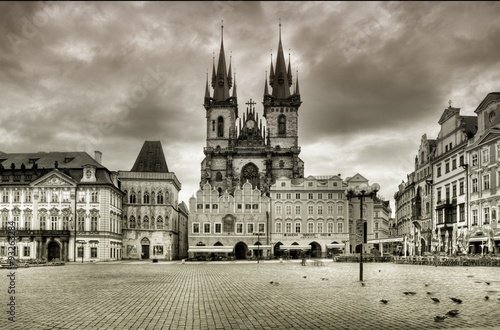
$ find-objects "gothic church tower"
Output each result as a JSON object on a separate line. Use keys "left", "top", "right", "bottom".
{"left": 201, "top": 24, "right": 304, "bottom": 196}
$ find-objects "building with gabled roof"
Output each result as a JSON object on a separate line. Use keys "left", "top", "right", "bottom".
{"left": 119, "top": 141, "right": 184, "bottom": 260}
{"left": 0, "top": 150, "right": 124, "bottom": 262}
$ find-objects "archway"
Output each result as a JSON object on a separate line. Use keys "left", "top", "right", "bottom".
{"left": 241, "top": 163, "right": 259, "bottom": 189}
{"left": 309, "top": 241, "right": 322, "bottom": 258}
{"left": 274, "top": 242, "right": 283, "bottom": 258}
{"left": 234, "top": 242, "right": 248, "bottom": 260}
{"left": 47, "top": 241, "right": 61, "bottom": 261}
{"left": 141, "top": 237, "right": 150, "bottom": 259}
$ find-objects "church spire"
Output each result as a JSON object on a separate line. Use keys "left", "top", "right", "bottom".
{"left": 228, "top": 52, "right": 233, "bottom": 89}
{"left": 205, "top": 70, "right": 210, "bottom": 100}
{"left": 287, "top": 50, "right": 293, "bottom": 87}
{"left": 295, "top": 70, "right": 300, "bottom": 95}
{"left": 232, "top": 71, "right": 237, "bottom": 99}
{"left": 269, "top": 53, "right": 274, "bottom": 87}
{"left": 213, "top": 21, "right": 231, "bottom": 101}
{"left": 271, "top": 20, "right": 291, "bottom": 99}
{"left": 264, "top": 71, "right": 269, "bottom": 96}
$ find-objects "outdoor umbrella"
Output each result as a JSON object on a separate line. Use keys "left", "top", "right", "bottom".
{"left": 452, "top": 224, "right": 457, "bottom": 255}
{"left": 437, "top": 227, "right": 442, "bottom": 253}
{"left": 445, "top": 230, "right": 449, "bottom": 254}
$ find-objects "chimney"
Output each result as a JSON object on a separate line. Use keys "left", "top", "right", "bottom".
{"left": 94, "top": 150, "right": 102, "bottom": 164}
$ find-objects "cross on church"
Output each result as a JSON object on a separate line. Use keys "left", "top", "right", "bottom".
{"left": 246, "top": 99, "right": 256, "bottom": 109}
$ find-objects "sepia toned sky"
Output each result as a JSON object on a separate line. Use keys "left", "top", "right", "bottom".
{"left": 1, "top": 1, "right": 500, "bottom": 210}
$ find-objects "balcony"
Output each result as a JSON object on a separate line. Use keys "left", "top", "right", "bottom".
{"left": 0, "top": 229, "right": 71, "bottom": 237}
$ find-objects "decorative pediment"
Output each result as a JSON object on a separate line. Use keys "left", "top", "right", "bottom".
{"left": 30, "top": 170, "right": 77, "bottom": 188}
{"left": 438, "top": 106, "right": 460, "bottom": 125}
{"left": 49, "top": 207, "right": 59, "bottom": 215}
{"left": 12, "top": 206, "right": 21, "bottom": 216}
{"left": 469, "top": 128, "right": 500, "bottom": 149}
{"left": 474, "top": 92, "right": 500, "bottom": 114}
{"left": 1, "top": 208, "right": 9, "bottom": 214}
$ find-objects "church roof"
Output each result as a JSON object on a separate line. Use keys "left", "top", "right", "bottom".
{"left": 0, "top": 151, "right": 103, "bottom": 169}
{"left": 131, "top": 141, "right": 169, "bottom": 172}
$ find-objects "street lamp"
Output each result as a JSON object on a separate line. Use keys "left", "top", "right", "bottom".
{"left": 345, "top": 182, "right": 380, "bottom": 282}
{"left": 77, "top": 240, "right": 86, "bottom": 263}
{"left": 253, "top": 232, "right": 261, "bottom": 264}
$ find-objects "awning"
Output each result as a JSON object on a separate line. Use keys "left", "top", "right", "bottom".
{"left": 367, "top": 237, "right": 404, "bottom": 244}
{"left": 279, "top": 245, "right": 311, "bottom": 250}
{"left": 188, "top": 246, "right": 233, "bottom": 253}
{"left": 326, "top": 244, "right": 345, "bottom": 249}
{"left": 247, "top": 245, "right": 272, "bottom": 250}
{"left": 469, "top": 237, "right": 487, "bottom": 242}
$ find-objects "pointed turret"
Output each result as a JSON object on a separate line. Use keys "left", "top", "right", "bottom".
{"left": 204, "top": 71, "right": 210, "bottom": 105}
{"left": 287, "top": 51, "right": 293, "bottom": 87}
{"left": 269, "top": 54, "right": 274, "bottom": 87}
{"left": 228, "top": 53, "right": 233, "bottom": 89}
{"left": 211, "top": 55, "right": 216, "bottom": 88}
{"left": 232, "top": 72, "right": 237, "bottom": 99}
{"left": 295, "top": 71, "right": 300, "bottom": 96}
{"left": 264, "top": 71, "right": 270, "bottom": 96}
{"left": 213, "top": 23, "right": 231, "bottom": 101}
{"left": 271, "top": 22, "right": 291, "bottom": 99}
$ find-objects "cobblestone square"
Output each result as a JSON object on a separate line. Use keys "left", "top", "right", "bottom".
{"left": 1, "top": 260, "right": 500, "bottom": 330}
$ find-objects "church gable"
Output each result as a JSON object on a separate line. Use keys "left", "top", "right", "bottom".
{"left": 438, "top": 106, "right": 460, "bottom": 125}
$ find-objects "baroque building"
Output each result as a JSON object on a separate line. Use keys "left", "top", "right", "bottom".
{"left": 119, "top": 141, "right": 183, "bottom": 260}
{"left": 0, "top": 151, "right": 124, "bottom": 262}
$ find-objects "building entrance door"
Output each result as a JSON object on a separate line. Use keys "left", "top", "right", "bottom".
{"left": 48, "top": 241, "right": 60, "bottom": 261}
{"left": 141, "top": 245, "right": 150, "bottom": 259}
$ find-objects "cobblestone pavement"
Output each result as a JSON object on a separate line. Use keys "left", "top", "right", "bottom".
{"left": 1, "top": 259, "right": 500, "bottom": 330}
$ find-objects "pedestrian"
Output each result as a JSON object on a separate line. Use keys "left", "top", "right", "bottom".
{"left": 301, "top": 251, "right": 306, "bottom": 266}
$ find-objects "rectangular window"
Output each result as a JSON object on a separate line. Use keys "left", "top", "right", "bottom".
{"left": 258, "top": 223, "right": 265, "bottom": 233}
{"left": 317, "top": 205, "right": 323, "bottom": 215}
{"left": 482, "top": 148, "right": 490, "bottom": 164}
{"left": 308, "top": 205, "right": 314, "bottom": 215}
{"left": 197, "top": 204, "right": 203, "bottom": 209}
{"left": 40, "top": 216, "right": 46, "bottom": 230}
{"left": 91, "top": 192, "right": 98, "bottom": 203}
{"left": 337, "top": 205, "right": 343, "bottom": 214}
{"left": 2, "top": 191, "right": 9, "bottom": 203}
{"left": 445, "top": 162, "right": 449, "bottom": 173}
{"left": 337, "top": 222, "right": 343, "bottom": 233}
{"left": 472, "top": 178, "right": 478, "bottom": 193}
{"left": 215, "top": 223, "right": 221, "bottom": 233}
{"left": 40, "top": 190, "right": 47, "bottom": 203}
{"left": 276, "top": 205, "right": 282, "bottom": 215}
{"left": 459, "top": 204, "right": 465, "bottom": 222}
{"left": 205, "top": 204, "right": 210, "bottom": 210}
{"left": 237, "top": 204, "right": 242, "bottom": 210}
{"left": 91, "top": 216, "right": 98, "bottom": 231}
{"left": 62, "top": 191, "right": 70, "bottom": 202}
{"left": 484, "top": 208, "right": 490, "bottom": 224}
{"left": 338, "top": 193, "right": 343, "bottom": 199}
{"left": 204, "top": 223, "right": 210, "bottom": 233}
{"left": 285, "top": 222, "right": 292, "bottom": 233}
{"left": 472, "top": 154, "right": 478, "bottom": 166}
{"left": 245, "top": 204, "right": 251, "bottom": 210}
{"left": 91, "top": 247, "right": 97, "bottom": 258}
{"left": 51, "top": 216, "right": 58, "bottom": 230}
{"left": 193, "top": 223, "right": 199, "bottom": 233}
{"left": 247, "top": 223, "right": 254, "bottom": 234}
{"left": 308, "top": 193, "right": 313, "bottom": 199}
{"left": 437, "top": 166, "right": 441, "bottom": 177}
{"left": 327, "top": 205, "right": 333, "bottom": 215}
{"left": 327, "top": 193, "right": 333, "bottom": 199}
{"left": 307, "top": 222, "right": 314, "bottom": 233}
{"left": 472, "top": 209, "right": 478, "bottom": 226}
{"left": 295, "top": 205, "right": 301, "bottom": 215}
{"left": 285, "top": 205, "right": 292, "bottom": 215}
{"left": 212, "top": 204, "right": 218, "bottom": 210}
{"left": 51, "top": 191, "right": 59, "bottom": 203}
{"left": 327, "top": 222, "right": 334, "bottom": 233}
{"left": 483, "top": 174, "right": 490, "bottom": 190}
{"left": 459, "top": 180, "right": 464, "bottom": 195}
{"left": 452, "top": 184, "right": 457, "bottom": 197}
{"left": 24, "top": 214, "right": 31, "bottom": 230}
{"left": 286, "top": 193, "right": 291, "bottom": 199}
{"left": 236, "top": 223, "right": 243, "bottom": 234}
{"left": 25, "top": 191, "right": 32, "bottom": 203}
{"left": 317, "top": 222, "right": 323, "bottom": 233}
{"left": 252, "top": 204, "right": 258, "bottom": 209}
{"left": 13, "top": 191, "right": 20, "bottom": 203}
{"left": 318, "top": 193, "right": 323, "bottom": 199}
{"left": 78, "top": 246, "right": 84, "bottom": 258}
{"left": 459, "top": 155, "right": 464, "bottom": 166}
{"left": 78, "top": 216, "right": 85, "bottom": 231}
{"left": 78, "top": 191, "right": 86, "bottom": 203}
{"left": 295, "top": 222, "right": 301, "bottom": 233}
{"left": 295, "top": 193, "right": 301, "bottom": 199}
{"left": 276, "top": 222, "right": 282, "bottom": 233}
{"left": 23, "top": 246, "right": 30, "bottom": 257}
{"left": 452, "top": 159, "right": 456, "bottom": 170}
{"left": 276, "top": 193, "right": 281, "bottom": 199}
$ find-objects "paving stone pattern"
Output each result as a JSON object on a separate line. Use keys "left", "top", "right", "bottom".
{"left": 1, "top": 260, "right": 500, "bottom": 330}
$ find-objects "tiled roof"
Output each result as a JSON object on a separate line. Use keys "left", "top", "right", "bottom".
{"left": 131, "top": 141, "right": 169, "bottom": 173}
{"left": 0, "top": 151, "right": 102, "bottom": 169}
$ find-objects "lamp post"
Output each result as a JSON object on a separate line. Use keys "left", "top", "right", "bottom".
{"left": 77, "top": 240, "right": 86, "bottom": 263}
{"left": 345, "top": 182, "right": 380, "bottom": 282}
{"left": 254, "top": 232, "right": 261, "bottom": 264}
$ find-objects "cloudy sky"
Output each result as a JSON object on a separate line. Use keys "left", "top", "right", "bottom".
{"left": 1, "top": 1, "right": 500, "bottom": 210}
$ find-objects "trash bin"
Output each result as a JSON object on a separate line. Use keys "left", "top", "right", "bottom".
{"left": 182, "top": 259, "right": 186, "bottom": 264}
{"left": 152, "top": 259, "right": 158, "bottom": 263}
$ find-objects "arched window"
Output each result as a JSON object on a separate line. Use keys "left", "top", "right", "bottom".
{"left": 278, "top": 115, "right": 286, "bottom": 134}
{"left": 217, "top": 187, "right": 223, "bottom": 195}
{"left": 143, "top": 192, "right": 150, "bottom": 204}
{"left": 157, "top": 216, "right": 163, "bottom": 229}
{"left": 129, "top": 216, "right": 136, "bottom": 229}
{"left": 217, "top": 116, "right": 224, "bottom": 137}
{"left": 216, "top": 172, "right": 223, "bottom": 182}
{"left": 157, "top": 192, "right": 163, "bottom": 204}
{"left": 241, "top": 163, "right": 259, "bottom": 189}
{"left": 279, "top": 160, "right": 284, "bottom": 169}
{"left": 143, "top": 216, "right": 149, "bottom": 229}
{"left": 129, "top": 192, "right": 136, "bottom": 204}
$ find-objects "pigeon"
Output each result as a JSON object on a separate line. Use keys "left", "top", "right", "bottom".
{"left": 431, "top": 297, "right": 440, "bottom": 303}
{"left": 446, "top": 310, "right": 459, "bottom": 317}
{"left": 403, "top": 291, "right": 417, "bottom": 295}
{"left": 321, "top": 277, "right": 328, "bottom": 281}
{"left": 467, "top": 275, "right": 474, "bottom": 278}
{"left": 361, "top": 282, "right": 366, "bottom": 287}
{"left": 485, "top": 282, "right": 490, "bottom": 285}
{"left": 485, "top": 296, "right": 489, "bottom": 300}
{"left": 424, "top": 283, "right": 429, "bottom": 287}
{"left": 450, "top": 297, "right": 462, "bottom": 304}
{"left": 434, "top": 315, "right": 447, "bottom": 322}
{"left": 426, "top": 292, "right": 433, "bottom": 295}
{"left": 380, "top": 299, "right": 389, "bottom": 304}
{"left": 303, "top": 276, "right": 307, "bottom": 279}
{"left": 270, "top": 281, "right": 274, "bottom": 284}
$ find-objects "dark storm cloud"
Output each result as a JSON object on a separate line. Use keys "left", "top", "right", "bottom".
{"left": 1, "top": 1, "right": 499, "bottom": 206}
